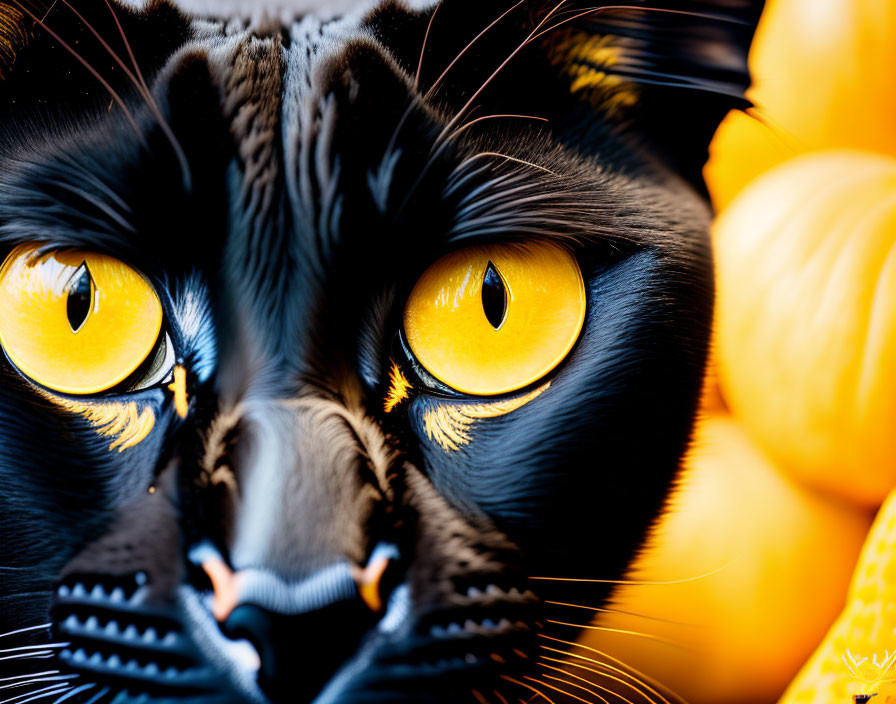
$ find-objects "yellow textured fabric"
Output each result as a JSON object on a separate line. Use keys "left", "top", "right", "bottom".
{"left": 779, "top": 488, "right": 896, "bottom": 702}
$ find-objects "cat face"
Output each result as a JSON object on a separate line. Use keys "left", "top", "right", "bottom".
{"left": 0, "top": 1, "right": 761, "bottom": 702}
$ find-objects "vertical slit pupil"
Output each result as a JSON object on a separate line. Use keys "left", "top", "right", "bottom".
{"left": 481, "top": 261, "right": 507, "bottom": 330}
{"left": 66, "top": 263, "right": 93, "bottom": 333}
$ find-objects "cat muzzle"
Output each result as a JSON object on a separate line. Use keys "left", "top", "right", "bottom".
{"left": 188, "top": 542, "right": 403, "bottom": 701}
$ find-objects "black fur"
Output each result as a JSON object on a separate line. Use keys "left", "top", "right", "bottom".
{"left": 0, "top": 1, "right": 762, "bottom": 702}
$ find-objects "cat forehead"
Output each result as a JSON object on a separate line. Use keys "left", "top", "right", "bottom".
{"left": 0, "top": 0, "right": 712, "bottom": 275}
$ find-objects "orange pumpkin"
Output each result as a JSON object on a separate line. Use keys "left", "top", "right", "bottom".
{"left": 578, "top": 413, "right": 871, "bottom": 704}
{"left": 704, "top": 0, "right": 896, "bottom": 210}
{"left": 713, "top": 150, "right": 896, "bottom": 506}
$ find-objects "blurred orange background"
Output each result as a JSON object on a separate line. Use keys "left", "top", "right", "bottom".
{"left": 579, "top": 0, "right": 896, "bottom": 702}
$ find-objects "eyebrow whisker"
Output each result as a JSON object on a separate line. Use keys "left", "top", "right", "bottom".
{"left": 9, "top": 0, "right": 145, "bottom": 141}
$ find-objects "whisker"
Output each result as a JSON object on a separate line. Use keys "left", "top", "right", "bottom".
{"left": 17, "top": 689, "right": 72, "bottom": 704}
{"left": 1, "top": 685, "right": 71, "bottom": 704}
{"left": 58, "top": 0, "right": 191, "bottom": 189}
{"left": 414, "top": 0, "right": 441, "bottom": 91}
{"left": 494, "top": 690, "right": 511, "bottom": 704}
{"left": 391, "top": 1, "right": 557, "bottom": 215}
{"left": 102, "top": 0, "right": 148, "bottom": 94}
{"left": 501, "top": 676, "right": 557, "bottom": 704}
{"left": 0, "top": 678, "right": 75, "bottom": 693}
{"left": 541, "top": 650, "right": 663, "bottom": 704}
{"left": 473, "top": 689, "right": 491, "bottom": 704}
{"left": 544, "top": 601, "right": 696, "bottom": 626}
{"left": 384, "top": 0, "right": 525, "bottom": 175}
{"left": 546, "top": 621, "right": 689, "bottom": 649}
{"left": 101, "top": 0, "right": 192, "bottom": 189}
{"left": 9, "top": 1, "right": 144, "bottom": 139}
{"left": 424, "top": 0, "right": 526, "bottom": 99}
{"left": 524, "top": 676, "right": 595, "bottom": 704}
{"left": 383, "top": 0, "right": 452, "bottom": 171}
{"left": 0, "top": 652, "right": 55, "bottom": 662}
{"left": 435, "top": 0, "right": 570, "bottom": 144}
{"left": 537, "top": 670, "right": 611, "bottom": 704}
{"left": 538, "top": 635, "right": 688, "bottom": 704}
{"left": 80, "top": 686, "right": 110, "bottom": 704}
{"left": 52, "top": 684, "right": 96, "bottom": 704}
{"left": 0, "top": 625, "right": 51, "bottom": 641}
{"left": 39, "top": 0, "right": 58, "bottom": 22}
{"left": 437, "top": 0, "right": 753, "bottom": 152}
{"left": 541, "top": 655, "right": 659, "bottom": 704}
{"left": 60, "top": 2, "right": 141, "bottom": 86}
{"left": 0, "top": 675, "right": 60, "bottom": 685}
{"left": 457, "top": 152, "right": 560, "bottom": 176}
{"left": 530, "top": 564, "right": 731, "bottom": 585}
{"left": 531, "top": 4, "right": 750, "bottom": 44}
{"left": 0, "top": 645, "right": 69, "bottom": 655}
{"left": 445, "top": 114, "right": 549, "bottom": 145}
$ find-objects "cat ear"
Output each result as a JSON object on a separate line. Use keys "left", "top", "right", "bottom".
{"left": 538, "top": 0, "right": 765, "bottom": 186}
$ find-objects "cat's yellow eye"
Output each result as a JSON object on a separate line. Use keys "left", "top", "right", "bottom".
{"left": 0, "top": 243, "right": 163, "bottom": 395}
{"left": 403, "top": 241, "right": 586, "bottom": 396}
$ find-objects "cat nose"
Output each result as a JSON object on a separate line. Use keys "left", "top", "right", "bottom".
{"left": 199, "top": 543, "right": 398, "bottom": 622}
{"left": 191, "top": 543, "right": 402, "bottom": 701}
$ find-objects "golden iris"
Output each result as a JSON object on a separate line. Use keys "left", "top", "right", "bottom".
{"left": 0, "top": 243, "right": 163, "bottom": 395}
{"left": 404, "top": 241, "right": 586, "bottom": 396}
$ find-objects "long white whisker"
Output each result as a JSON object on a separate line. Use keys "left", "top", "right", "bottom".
{"left": 13, "top": 689, "right": 72, "bottom": 704}
{"left": 1, "top": 685, "right": 71, "bottom": 704}
{"left": 0, "top": 653, "right": 55, "bottom": 662}
{"left": 0, "top": 645, "right": 69, "bottom": 655}
{"left": 80, "top": 686, "right": 110, "bottom": 704}
{"left": 0, "top": 678, "right": 75, "bottom": 693}
{"left": 51, "top": 684, "right": 95, "bottom": 704}
{"left": 0, "top": 675, "right": 60, "bottom": 684}
{"left": 0, "top": 625, "right": 51, "bottom": 640}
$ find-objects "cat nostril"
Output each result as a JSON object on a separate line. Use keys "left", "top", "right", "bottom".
{"left": 199, "top": 553, "right": 242, "bottom": 622}
{"left": 353, "top": 542, "right": 401, "bottom": 613}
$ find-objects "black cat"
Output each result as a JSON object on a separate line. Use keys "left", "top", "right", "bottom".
{"left": 0, "top": 1, "right": 762, "bottom": 702}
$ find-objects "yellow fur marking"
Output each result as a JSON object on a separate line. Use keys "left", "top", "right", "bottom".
{"left": 169, "top": 365, "right": 189, "bottom": 419}
{"left": 384, "top": 362, "right": 412, "bottom": 413}
{"left": 53, "top": 398, "right": 156, "bottom": 452}
{"left": 547, "top": 30, "right": 638, "bottom": 117}
{"left": 423, "top": 382, "right": 550, "bottom": 452}
{"left": 0, "top": 5, "right": 27, "bottom": 79}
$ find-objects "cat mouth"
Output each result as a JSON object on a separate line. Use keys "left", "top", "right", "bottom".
{"left": 50, "top": 569, "right": 538, "bottom": 703}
